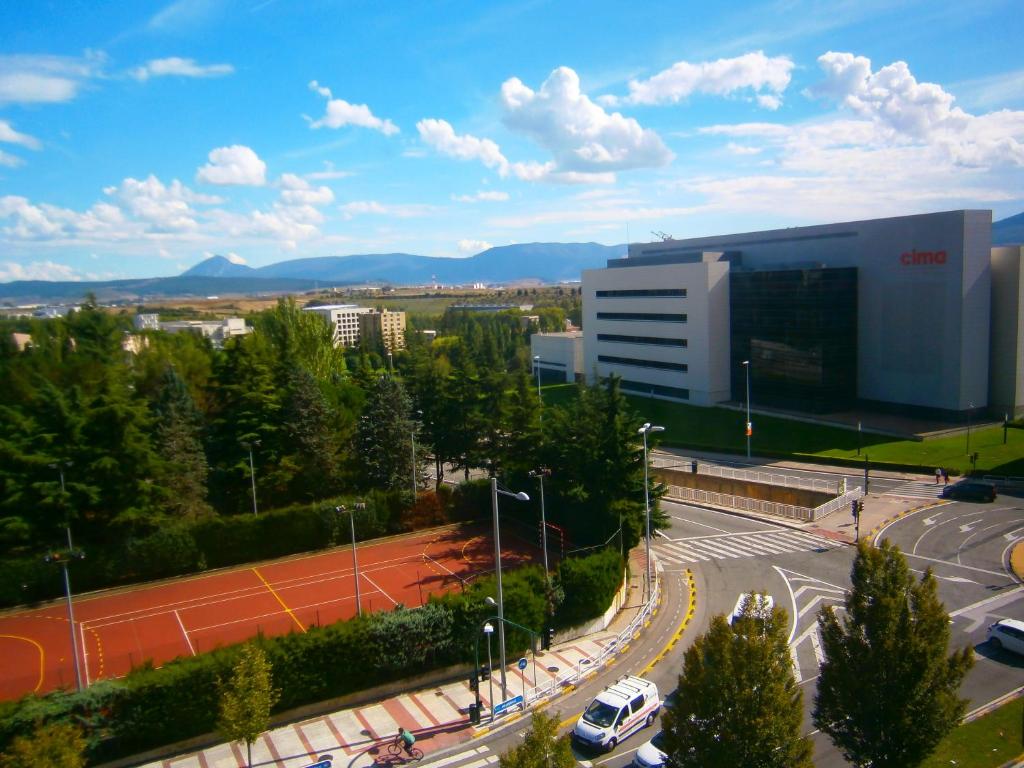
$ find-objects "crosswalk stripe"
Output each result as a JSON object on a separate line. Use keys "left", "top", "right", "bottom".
{"left": 744, "top": 535, "right": 797, "bottom": 554}
{"left": 688, "top": 539, "right": 744, "bottom": 558}
{"left": 655, "top": 529, "right": 843, "bottom": 565}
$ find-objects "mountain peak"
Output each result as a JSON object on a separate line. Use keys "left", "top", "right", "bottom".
{"left": 181, "top": 255, "right": 255, "bottom": 278}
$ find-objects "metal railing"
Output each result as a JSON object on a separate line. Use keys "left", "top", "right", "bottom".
{"left": 652, "top": 454, "right": 839, "bottom": 494}
{"left": 664, "top": 483, "right": 862, "bottom": 522}
{"left": 502, "top": 559, "right": 662, "bottom": 715}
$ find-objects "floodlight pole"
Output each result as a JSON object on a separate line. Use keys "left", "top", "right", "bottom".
{"left": 638, "top": 423, "right": 664, "bottom": 602}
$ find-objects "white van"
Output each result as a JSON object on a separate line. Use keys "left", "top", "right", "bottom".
{"left": 572, "top": 676, "right": 660, "bottom": 752}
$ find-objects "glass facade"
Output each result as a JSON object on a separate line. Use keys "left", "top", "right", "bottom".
{"left": 730, "top": 267, "right": 857, "bottom": 413}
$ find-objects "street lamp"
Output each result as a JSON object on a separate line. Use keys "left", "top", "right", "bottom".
{"left": 336, "top": 505, "right": 365, "bottom": 617}
{"left": 48, "top": 460, "right": 74, "bottom": 550}
{"left": 241, "top": 439, "right": 261, "bottom": 516}
{"left": 44, "top": 547, "right": 85, "bottom": 691}
{"left": 490, "top": 477, "right": 529, "bottom": 700}
{"left": 387, "top": 350, "right": 393, "bottom": 372}
{"left": 742, "top": 360, "right": 751, "bottom": 459}
{"left": 483, "top": 622, "right": 495, "bottom": 719}
{"left": 533, "top": 355, "right": 542, "bottom": 420}
{"left": 410, "top": 409, "right": 423, "bottom": 499}
{"left": 528, "top": 469, "right": 551, "bottom": 581}
{"left": 638, "top": 422, "right": 664, "bottom": 602}
{"left": 966, "top": 401, "right": 974, "bottom": 455}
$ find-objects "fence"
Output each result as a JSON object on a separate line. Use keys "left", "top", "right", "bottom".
{"left": 499, "top": 557, "right": 662, "bottom": 716}
{"left": 663, "top": 484, "right": 863, "bottom": 523}
{"left": 652, "top": 454, "right": 840, "bottom": 494}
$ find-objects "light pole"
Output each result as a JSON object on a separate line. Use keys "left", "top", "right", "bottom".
{"left": 44, "top": 548, "right": 85, "bottom": 691}
{"left": 336, "top": 505, "right": 364, "bottom": 616}
{"left": 483, "top": 622, "right": 495, "bottom": 720}
{"left": 966, "top": 401, "right": 974, "bottom": 455}
{"left": 528, "top": 469, "right": 551, "bottom": 580}
{"left": 241, "top": 439, "right": 261, "bottom": 516}
{"left": 49, "top": 460, "right": 74, "bottom": 550}
{"left": 387, "top": 351, "right": 393, "bottom": 372}
{"left": 410, "top": 409, "right": 422, "bottom": 500}
{"left": 742, "top": 360, "right": 751, "bottom": 459}
{"left": 533, "top": 355, "right": 542, "bottom": 420}
{"left": 638, "top": 422, "right": 664, "bottom": 602}
{"left": 490, "top": 477, "right": 529, "bottom": 701}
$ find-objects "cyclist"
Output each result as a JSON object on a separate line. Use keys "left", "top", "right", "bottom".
{"left": 397, "top": 727, "right": 416, "bottom": 756}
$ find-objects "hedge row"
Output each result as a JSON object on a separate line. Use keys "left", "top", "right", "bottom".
{"left": 0, "top": 483, "right": 490, "bottom": 609}
{"left": 0, "top": 548, "right": 624, "bottom": 764}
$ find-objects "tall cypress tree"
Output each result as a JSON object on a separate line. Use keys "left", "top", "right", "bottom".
{"left": 357, "top": 374, "right": 416, "bottom": 495}
{"left": 281, "top": 366, "right": 342, "bottom": 500}
{"left": 814, "top": 539, "right": 974, "bottom": 767}
{"left": 152, "top": 366, "right": 213, "bottom": 521}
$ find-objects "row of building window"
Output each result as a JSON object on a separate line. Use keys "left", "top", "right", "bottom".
{"left": 619, "top": 379, "right": 690, "bottom": 400}
{"left": 598, "top": 354, "right": 688, "bottom": 372}
{"left": 595, "top": 288, "right": 687, "bottom": 298}
{"left": 597, "top": 333, "right": 687, "bottom": 347}
{"left": 596, "top": 312, "right": 687, "bottom": 323}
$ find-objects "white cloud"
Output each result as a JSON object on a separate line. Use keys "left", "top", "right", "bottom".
{"left": 452, "top": 190, "right": 510, "bottom": 202}
{"left": 278, "top": 173, "right": 335, "bottom": 205}
{"left": 339, "top": 200, "right": 436, "bottom": 220}
{"left": 417, "top": 119, "right": 510, "bottom": 174}
{"left": 501, "top": 66, "right": 673, "bottom": 174}
{"left": 305, "top": 161, "right": 353, "bottom": 181}
{"left": 132, "top": 57, "right": 234, "bottom": 81}
{"left": 726, "top": 142, "right": 763, "bottom": 155}
{"left": 307, "top": 81, "right": 399, "bottom": 135}
{"left": 0, "top": 52, "right": 105, "bottom": 106}
{"left": 104, "top": 175, "right": 213, "bottom": 232}
{"left": 226, "top": 252, "right": 246, "bottom": 265}
{"left": 458, "top": 238, "right": 492, "bottom": 253}
{"left": 699, "top": 122, "right": 792, "bottom": 138}
{"left": 488, "top": 203, "right": 702, "bottom": 229}
{"left": 0, "top": 120, "right": 41, "bottom": 149}
{"left": 196, "top": 145, "right": 267, "bottom": 186}
{"left": 617, "top": 52, "right": 793, "bottom": 107}
{"left": 809, "top": 51, "right": 1024, "bottom": 167}
{"left": 0, "top": 260, "right": 80, "bottom": 282}
{"left": 0, "top": 149, "right": 23, "bottom": 167}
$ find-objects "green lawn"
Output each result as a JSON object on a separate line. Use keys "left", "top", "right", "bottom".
{"left": 540, "top": 384, "right": 1024, "bottom": 476}
{"left": 920, "top": 696, "right": 1023, "bottom": 768}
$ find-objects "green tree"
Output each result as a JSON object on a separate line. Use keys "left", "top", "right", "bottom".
{"left": 152, "top": 366, "right": 213, "bottom": 521}
{"left": 0, "top": 721, "right": 86, "bottom": 768}
{"left": 498, "top": 710, "right": 575, "bottom": 768}
{"left": 661, "top": 593, "right": 813, "bottom": 768}
{"left": 357, "top": 375, "right": 417, "bottom": 496}
{"left": 218, "top": 643, "right": 280, "bottom": 768}
{"left": 813, "top": 539, "right": 974, "bottom": 768}
{"left": 280, "top": 366, "right": 342, "bottom": 500}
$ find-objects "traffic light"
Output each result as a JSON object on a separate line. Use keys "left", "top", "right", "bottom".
{"left": 542, "top": 627, "right": 555, "bottom": 651}
{"left": 469, "top": 673, "right": 479, "bottom": 693}
{"left": 851, "top": 499, "right": 863, "bottom": 520}
{"left": 479, "top": 664, "right": 489, "bottom": 681}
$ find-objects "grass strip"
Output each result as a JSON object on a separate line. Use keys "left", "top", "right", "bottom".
{"left": 920, "top": 695, "right": 1023, "bottom": 768}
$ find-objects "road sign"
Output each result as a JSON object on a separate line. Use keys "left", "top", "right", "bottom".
{"left": 494, "top": 695, "right": 524, "bottom": 716}
{"left": 517, "top": 657, "right": 528, "bottom": 670}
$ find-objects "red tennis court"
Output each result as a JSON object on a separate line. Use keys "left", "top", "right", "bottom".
{"left": 0, "top": 523, "right": 542, "bottom": 701}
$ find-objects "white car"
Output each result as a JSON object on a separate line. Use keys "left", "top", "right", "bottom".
{"left": 633, "top": 730, "right": 667, "bottom": 768}
{"left": 987, "top": 618, "right": 1024, "bottom": 655}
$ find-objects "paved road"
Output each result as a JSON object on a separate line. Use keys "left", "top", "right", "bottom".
{"left": 419, "top": 494, "right": 1023, "bottom": 768}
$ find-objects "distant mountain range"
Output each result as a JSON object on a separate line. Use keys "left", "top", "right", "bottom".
{"left": 3, "top": 213, "right": 1022, "bottom": 304}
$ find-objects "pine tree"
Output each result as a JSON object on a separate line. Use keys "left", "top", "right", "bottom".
{"left": 281, "top": 366, "right": 342, "bottom": 500}
{"left": 357, "top": 374, "right": 417, "bottom": 495}
{"left": 217, "top": 643, "right": 280, "bottom": 768}
{"left": 152, "top": 366, "right": 213, "bottom": 521}
{"left": 498, "top": 710, "right": 575, "bottom": 768}
{"left": 661, "top": 594, "right": 813, "bottom": 768}
{"left": 813, "top": 539, "right": 974, "bottom": 768}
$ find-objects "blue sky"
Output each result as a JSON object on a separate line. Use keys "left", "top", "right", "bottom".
{"left": 1, "top": 0, "right": 1022, "bottom": 281}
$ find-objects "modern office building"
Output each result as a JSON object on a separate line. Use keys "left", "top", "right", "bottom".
{"left": 531, "top": 331, "right": 584, "bottom": 383}
{"left": 303, "top": 304, "right": 407, "bottom": 350}
{"left": 583, "top": 209, "right": 1018, "bottom": 419}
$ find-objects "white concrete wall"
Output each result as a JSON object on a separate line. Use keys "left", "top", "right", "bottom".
{"left": 990, "top": 246, "right": 1024, "bottom": 416}
{"left": 531, "top": 332, "right": 582, "bottom": 382}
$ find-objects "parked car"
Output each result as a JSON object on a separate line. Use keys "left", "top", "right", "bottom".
{"left": 987, "top": 618, "right": 1024, "bottom": 655}
{"left": 633, "top": 730, "right": 668, "bottom": 768}
{"left": 573, "top": 675, "right": 660, "bottom": 752}
{"left": 941, "top": 480, "right": 997, "bottom": 502}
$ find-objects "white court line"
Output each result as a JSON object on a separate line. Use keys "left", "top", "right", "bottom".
{"left": 423, "top": 553, "right": 464, "bottom": 583}
{"left": 79, "top": 621, "right": 91, "bottom": 687}
{"left": 174, "top": 610, "right": 196, "bottom": 656}
{"left": 361, "top": 572, "right": 398, "bottom": 606}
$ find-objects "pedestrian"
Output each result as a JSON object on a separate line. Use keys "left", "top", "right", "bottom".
{"left": 935, "top": 467, "right": 941, "bottom": 484}
{"left": 942, "top": 468, "right": 949, "bottom": 485}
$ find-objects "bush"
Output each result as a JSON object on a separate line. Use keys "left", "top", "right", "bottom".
{"left": 123, "top": 526, "right": 203, "bottom": 581}
{"left": 554, "top": 548, "right": 625, "bottom": 628}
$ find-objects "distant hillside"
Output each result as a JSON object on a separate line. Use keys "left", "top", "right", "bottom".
{"left": 0, "top": 276, "right": 319, "bottom": 304}
{"left": 994, "top": 211, "right": 1024, "bottom": 245}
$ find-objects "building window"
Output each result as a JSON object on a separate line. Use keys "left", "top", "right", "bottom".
{"left": 597, "top": 334, "right": 687, "bottom": 347}
{"left": 619, "top": 379, "right": 690, "bottom": 399}
{"left": 596, "top": 288, "right": 687, "bottom": 298}
{"left": 596, "top": 312, "right": 687, "bottom": 323}
{"left": 598, "top": 355, "right": 687, "bottom": 372}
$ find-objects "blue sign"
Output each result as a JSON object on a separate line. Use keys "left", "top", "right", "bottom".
{"left": 517, "top": 657, "right": 528, "bottom": 670}
{"left": 494, "top": 695, "right": 524, "bottom": 715}
{"left": 305, "top": 759, "right": 332, "bottom": 768}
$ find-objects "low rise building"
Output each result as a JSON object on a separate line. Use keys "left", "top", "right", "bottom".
{"left": 360, "top": 308, "right": 407, "bottom": 352}
{"left": 531, "top": 331, "right": 584, "bottom": 383}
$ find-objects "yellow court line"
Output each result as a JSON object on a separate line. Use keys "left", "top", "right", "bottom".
{"left": 251, "top": 568, "right": 306, "bottom": 633}
{"left": 0, "top": 634, "right": 45, "bottom": 692}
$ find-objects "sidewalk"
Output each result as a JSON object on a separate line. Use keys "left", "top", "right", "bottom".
{"left": 136, "top": 550, "right": 651, "bottom": 768}
{"left": 657, "top": 447, "right": 946, "bottom": 545}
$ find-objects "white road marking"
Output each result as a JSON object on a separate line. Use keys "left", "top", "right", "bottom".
{"left": 174, "top": 609, "right": 196, "bottom": 656}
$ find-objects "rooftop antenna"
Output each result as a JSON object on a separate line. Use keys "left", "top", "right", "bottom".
{"left": 651, "top": 230, "right": 674, "bottom": 241}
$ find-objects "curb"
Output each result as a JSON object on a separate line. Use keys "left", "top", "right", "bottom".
{"left": 1011, "top": 542, "right": 1024, "bottom": 583}
{"left": 865, "top": 500, "right": 949, "bottom": 545}
{"left": 640, "top": 569, "right": 695, "bottom": 676}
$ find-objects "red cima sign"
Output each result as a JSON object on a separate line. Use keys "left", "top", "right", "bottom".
{"left": 900, "top": 249, "right": 947, "bottom": 265}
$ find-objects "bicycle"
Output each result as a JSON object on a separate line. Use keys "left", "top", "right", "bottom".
{"left": 387, "top": 738, "right": 423, "bottom": 762}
